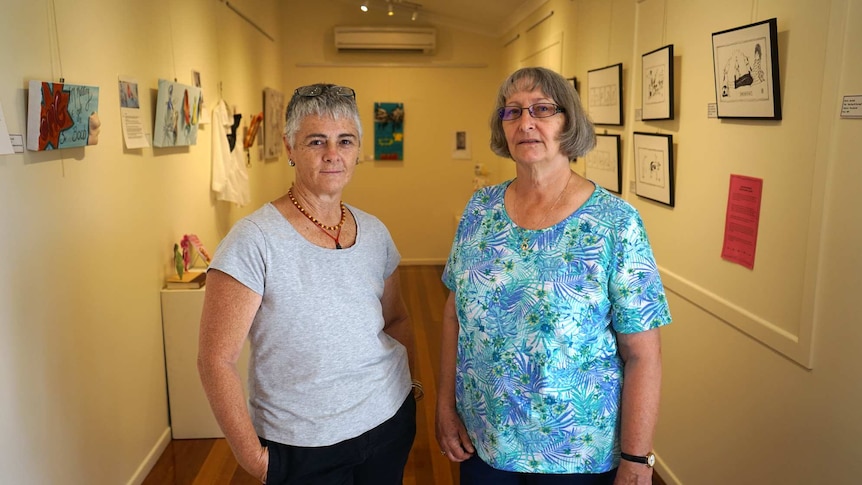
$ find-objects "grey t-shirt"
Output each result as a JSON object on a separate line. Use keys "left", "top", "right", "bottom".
{"left": 209, "top": 202, "right": 411, "bottom": 447}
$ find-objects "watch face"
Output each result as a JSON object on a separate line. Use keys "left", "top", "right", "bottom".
{"left": 647, "top": 453, "right": 656, "bottom": 467}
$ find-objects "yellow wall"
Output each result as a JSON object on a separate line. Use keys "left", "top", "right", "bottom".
{"left": 500, "top": 0, "right": 862, "bottom": 483}
{"left": 1, "top": 0, "right": 861, "bottom": 483}
{"left": 0, "top": 0, "right": 285, "bottom": 482}
{"left": 281, "top": 2, "right": 505, "bottom": 263}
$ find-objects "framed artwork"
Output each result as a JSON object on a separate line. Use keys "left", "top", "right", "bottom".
{"left": 642, "top": 44, "right": 674, "bottom": 120}
{"left": 567, "top": 76, "right": 579, "bottom": 94}
{"left": 153, "top": 79, "right": 202, "bottom": 147}
{"left": 263, "top": 87, "right": 285, "bottom": 159}
{"left": 587, "top": 63, "right": 623, "bottom": 125}
{"left": 374, "top": 102, "right": 404, "bottom": 160}
{"left": 585, "top": 134, "right": 621, "bottom": 193}
{"left": 711, "top": 18, "right": 781, "bottom": 119}
{"left": 452, "top": 130, "right": 471, "bottom": 159}
{"left": 27, "top": 80, "right": 100, "bottom": 151}
{"left": 633, "top": 132, "right": 674, "bottom": 207}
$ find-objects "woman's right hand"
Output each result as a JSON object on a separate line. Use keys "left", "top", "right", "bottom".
{"left": 246, "top": 445, "right": 268, "bottom": 483}
{"left": 435, "top": 404, "right": 475, "bottom": 462}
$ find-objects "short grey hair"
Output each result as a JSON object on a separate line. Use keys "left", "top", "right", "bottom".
{"left": 489, "top": 67, "right": 595, "bottom": 160}
{"left": 283, "top": 84, "right": 362, "bottom": 147}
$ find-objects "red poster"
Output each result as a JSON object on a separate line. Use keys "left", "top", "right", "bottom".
{"left": 721, "top": 175, "right": 763, "bottom": 269}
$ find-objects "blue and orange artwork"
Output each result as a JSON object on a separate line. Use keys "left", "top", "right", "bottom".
{"left": 374, "top": 102, "right": 404, "bottom": 160}
{"left": 153, "top": 79, "right": 202, "bottom": 147}
{"left": 27, "top": 80, "right": 100, "bottom": 151}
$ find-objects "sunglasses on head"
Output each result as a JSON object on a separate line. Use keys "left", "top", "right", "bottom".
{"left": 294, "top": 84, "right": 356, "bottom": 101}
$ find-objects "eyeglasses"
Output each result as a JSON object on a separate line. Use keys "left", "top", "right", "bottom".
{"left": 294, "top": 84, "right": 356, "bottom": 100}
{"left": 497, "top": 103, "right": 565, "bottom": 121}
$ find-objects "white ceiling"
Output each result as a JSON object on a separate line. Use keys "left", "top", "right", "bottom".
{"left": 337, "top": 0, "right": 550, "bottom": 37}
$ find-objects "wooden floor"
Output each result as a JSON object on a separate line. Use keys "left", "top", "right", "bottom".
{"left": 143, "top": 265, "right": 665, "bottom": 485}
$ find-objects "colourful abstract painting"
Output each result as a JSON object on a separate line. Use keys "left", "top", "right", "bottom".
{"left": 27, "top": 80, "right": 100, "bottom": 151}
{"left": 153, "top": 79, "right": 202, "bottom": 147}
{"left": 374, "top": 102, "right": 404, "bottom": 160}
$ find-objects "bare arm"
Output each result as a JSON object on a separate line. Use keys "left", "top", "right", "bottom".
{"left": 435, "top": 292, "right": 475, "bottom": 461}
{"left": 380, "top": 268, "right": 415, "bottom": 374}
{"left": 197, "top": 269, "right": 267, "bottom": 483}
{"left": 614, "top": 327, "right": 662, "bottom": 485}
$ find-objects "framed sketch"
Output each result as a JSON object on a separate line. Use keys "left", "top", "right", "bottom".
{"left": 711, "top": 18, "right": 781, "bottom": 119}
{"left": 587, "top": 63, "right": 623, "bottom": 125}
{"left": 642, "top": 45, "right": 674, "bottom": 120}
{"left": 585, "top": 134, "right": 621, "bottom": 193}
{"left": 633, "top": 132, "right": 674, "bottom": 207}
{"left": 567, "top": 76, "right": 579, "bottom": 94}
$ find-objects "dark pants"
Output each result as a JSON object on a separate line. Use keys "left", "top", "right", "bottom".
{"left": 262, "top": 395, "right": 416, "bottom": 485}
{"left": 460, "top": 454, "right": 618, "bottom": 485}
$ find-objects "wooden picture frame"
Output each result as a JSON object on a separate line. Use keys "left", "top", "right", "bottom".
{"left": 711, "top": 18, "right": 781, "bottom": 119}
{"left": 585, "top": 134, "right": 622, "bottom": 194}
{"left": 633, "top": 132, "right": 674, "bottom": 207}
{"left": 587, "top": 63, "right": 623, "bottom": 125}
{"left": 641, "top": 44, "right": 674, "bottom": 120}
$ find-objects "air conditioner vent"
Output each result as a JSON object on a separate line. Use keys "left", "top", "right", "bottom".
{"left": 334, "top": 26, "right": 436, "bottom": 54}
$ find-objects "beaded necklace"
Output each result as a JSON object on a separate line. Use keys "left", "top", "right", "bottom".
{"left": 287, "top": 187, "right": 347, "bottom": 249}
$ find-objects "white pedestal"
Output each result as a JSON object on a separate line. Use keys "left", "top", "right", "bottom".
{"left": 160, "top": 288, "right": 250, "bottom": 439}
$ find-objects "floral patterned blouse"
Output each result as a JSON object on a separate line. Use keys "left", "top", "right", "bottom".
{"left": 442, "top": 180, "right": 672, "bottom": 473}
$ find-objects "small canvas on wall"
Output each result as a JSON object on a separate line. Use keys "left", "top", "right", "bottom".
{"left": 374, "top": 102, "right": 404, "bottom": 160}
{"left": 153, "top": 79, "right": 202, "bottom": 147}
{"left": 27, "top": 80, "right": 100, "bottom": 151}
{"left": 263, "top": 87, "right": 285, "bottom": 160}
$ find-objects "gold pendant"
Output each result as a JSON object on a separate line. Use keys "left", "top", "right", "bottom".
{"left": 521, "top": 241, "right": 528, "bottom": 251}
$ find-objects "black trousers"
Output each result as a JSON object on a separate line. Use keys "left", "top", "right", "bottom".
{"left": 461, "top": 454, "right": 618, "bottom": 485}
{"left": 261, "top": 395, "right": 416, "bottom": 485}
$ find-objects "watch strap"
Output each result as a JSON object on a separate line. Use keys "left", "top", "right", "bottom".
{"left": 620, "top": 451, "right": 655, "bottom": 467}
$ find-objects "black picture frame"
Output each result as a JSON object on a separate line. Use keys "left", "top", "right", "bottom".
{"left": 587, "top": 63, "right": 623, "bottom": 125}
{"left": 711, "top": 18, "right": 781, "bottom": 120}
{"left": 585, "top": 134, "right": 622, "bottom": 194}
{"left": 633, "top": 132, "right": 674, "bottom": 207}
{"left": 641, "top": 44, "right": 674, "bottom": 120}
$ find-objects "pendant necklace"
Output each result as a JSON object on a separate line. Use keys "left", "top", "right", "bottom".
{"left": 287, "top": 187, "right": 347, "bottom": 249}
{"left": 515, "top": 172, "right": 573, "bottom": 251}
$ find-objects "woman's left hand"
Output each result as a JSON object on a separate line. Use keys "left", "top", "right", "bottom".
{"left": 613, "top": 460, "right": 653, "bottom": 485}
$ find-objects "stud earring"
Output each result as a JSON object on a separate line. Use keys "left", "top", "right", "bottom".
{"left": 288, "top": 159, "right": 295, "bottom": 167}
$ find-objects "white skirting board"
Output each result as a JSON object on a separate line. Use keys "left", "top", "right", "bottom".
{"left": 126, "top": 427, "right": 171, "bottom": 485}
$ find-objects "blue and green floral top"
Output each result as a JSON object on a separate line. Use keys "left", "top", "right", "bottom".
{"left": 442, "top": 180, "right": 671, "bottom": 474}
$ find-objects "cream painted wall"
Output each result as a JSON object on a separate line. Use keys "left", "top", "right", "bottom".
{"left": 502, "top": 0, "right": 862, "bottom": 483}
{"left": 2, "top": 0, "right": 859, "bottom": 483}
{"left": 281, "top": 2, "right": 505, "bottom": 263}
{"left": 0, "top": 0, "right": 286, "bottom": 483}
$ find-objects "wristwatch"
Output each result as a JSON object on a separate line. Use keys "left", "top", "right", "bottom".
{"left": 620, "top": 451, "right": 656, "bottom": 468}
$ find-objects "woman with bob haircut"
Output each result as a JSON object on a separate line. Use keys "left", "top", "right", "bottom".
{"left": 437, "top": 67, "right": 672, "bottom": 485}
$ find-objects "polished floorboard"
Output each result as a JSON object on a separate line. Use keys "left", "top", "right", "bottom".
{"left": 143, "top": 265, "right": 664, "bottom": 485}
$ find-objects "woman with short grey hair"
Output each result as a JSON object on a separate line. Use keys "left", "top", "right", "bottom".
{"left": 199, "top": 83, "right": 419, "bottom": 484}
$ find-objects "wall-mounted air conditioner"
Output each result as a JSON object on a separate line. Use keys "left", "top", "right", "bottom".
{"left": 334, "top": 26, "right": 436, "bottom": 54}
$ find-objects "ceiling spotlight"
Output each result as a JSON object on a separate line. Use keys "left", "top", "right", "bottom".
{"left": 411, "top": 10, "right": 418, "bottom": 21}
{"left": 360, "top": 2, "right": 368, "bottom": 12}
{"left": 388, "top": 4, "right": 394, "bottom": 16}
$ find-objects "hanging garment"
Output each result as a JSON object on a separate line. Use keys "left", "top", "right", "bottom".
{"left": 212, "top": 100, "right": 250, "bottom": 206}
